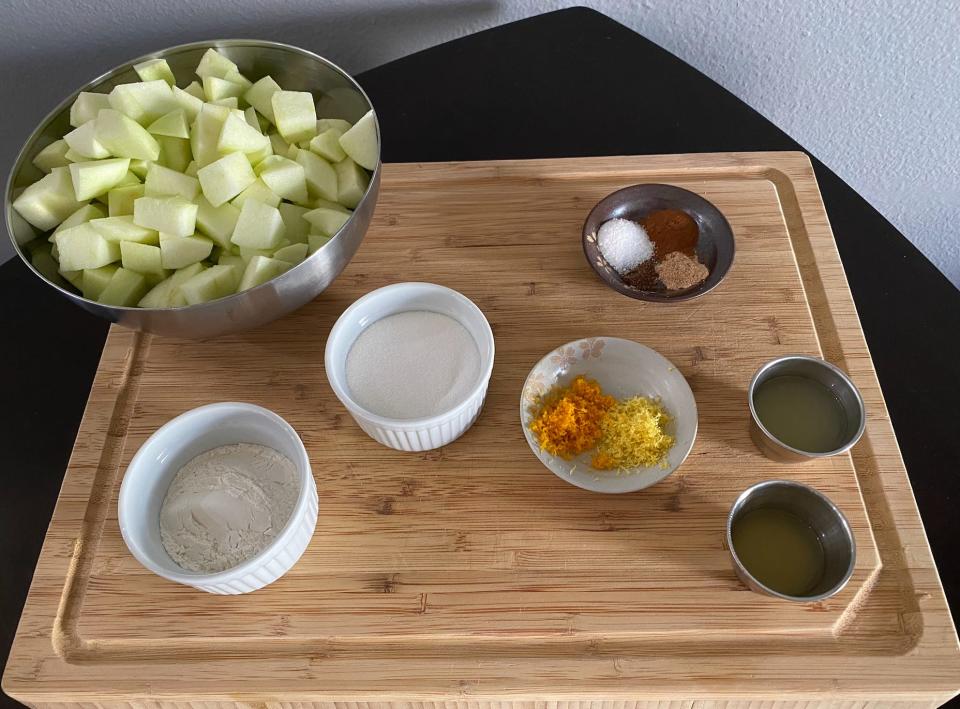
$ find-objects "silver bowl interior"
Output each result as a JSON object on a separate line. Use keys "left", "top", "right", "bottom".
{"left": 6, "top": 40, "right": 380, "bottom": 338}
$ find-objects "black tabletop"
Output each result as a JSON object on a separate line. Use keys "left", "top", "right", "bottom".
{"left": 2, "top": 8, "right": 958, "bottom": 706}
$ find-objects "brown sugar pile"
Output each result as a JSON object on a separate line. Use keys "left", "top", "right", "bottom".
{"left": 655, "top": 251, "right": 709, "bottom": 290}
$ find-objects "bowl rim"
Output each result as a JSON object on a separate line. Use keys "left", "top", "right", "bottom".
{"left": 519, "top": 336, "right": 699, "bottom": 494}
{"left": 747, "top": 354, "right": 867, "bottom": 458}
{"left": 581, "top": 182, "right": 735, "bottom": 303}
{"left": 724, "top": 479, "right": 857, "bottom": 602}
{"left": 5, "top": 38, "right": 381, "bottom": 313}
{"left": 117, "top": 401, "right": 314, "bottom": 585}
{"left": 324, "top": 281, "right": 496, "bottom": 429}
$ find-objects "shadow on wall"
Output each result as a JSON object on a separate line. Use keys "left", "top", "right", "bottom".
{"left": 0, "top": 0, "right": 499, "bottom": 262}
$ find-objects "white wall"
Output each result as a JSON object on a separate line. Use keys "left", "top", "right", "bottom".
{"left": 2, "top": 0, "right": 957, "bottom": 285}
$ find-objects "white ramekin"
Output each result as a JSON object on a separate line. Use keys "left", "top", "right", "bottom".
{"left": 325, "top": 282, "right": 495, "bottom": 452}
{"left": 118, "top": 402, "right": 318, "bottom": 594}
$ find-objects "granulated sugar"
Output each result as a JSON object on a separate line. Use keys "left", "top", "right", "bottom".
{"left": 345, "top": 311, "right": 481, "bottom": 419}
{"left": 597, "top": 218, "right": 653, "bottom": 274}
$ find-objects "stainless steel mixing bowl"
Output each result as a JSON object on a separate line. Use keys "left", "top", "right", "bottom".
{"left": 5, "top": 40, "right": 380, "bottom": 339}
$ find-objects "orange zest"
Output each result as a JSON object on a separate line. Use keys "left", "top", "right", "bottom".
{"left": 529, "top": 375, "right": 614, "bottom": 459}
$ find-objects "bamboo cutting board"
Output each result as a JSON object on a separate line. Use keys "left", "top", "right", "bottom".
{"left": 5, "top": 153, "right": 959, "bottom": 707}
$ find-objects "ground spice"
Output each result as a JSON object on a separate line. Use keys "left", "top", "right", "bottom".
{"left": 621, "top": 207, "right": 708, "bottom": 292}
{"left": 530, "top": 375, "right": 614, "bottom": 459}
{"left": 656, "top": 251, "right": 709, "bottom": 290}
{"left": 592, "top": 396, "right": 675, "bottom": 470}
{"left": 642, "top": 208, "right": 699, "bottom": 258}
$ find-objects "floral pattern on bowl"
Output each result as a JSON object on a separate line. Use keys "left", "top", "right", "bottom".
{"left": 520, "top": 337, "right": 698, "bottom": 494}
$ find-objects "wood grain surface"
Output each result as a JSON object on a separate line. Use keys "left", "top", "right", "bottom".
{"left": 4, "top": 153, "right": 958, "bottom": 707}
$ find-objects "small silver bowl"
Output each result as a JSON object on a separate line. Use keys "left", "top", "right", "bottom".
{"left": 5, "top": 40, "right": 380, "bottom": 339}
{"left": 748, "top": 355, "right": 865, "bottom": 462}
{"left": 726, "top": 480, "right": 856, "bottom": 602}
{"left": 582, "top": 183, "right": 735, "bottom": 303}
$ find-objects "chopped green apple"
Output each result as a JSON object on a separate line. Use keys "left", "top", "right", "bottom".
{"left": 211, "top": 97, "right": 239, "bottom": 109}
{"left": 183, "top": 81, "right": 205, "bottom": 99}
{"left": 184, "top": 160, "right": 198, "bottom": 177}
{"left": 338, "top": 110, "right": 378, "bottom": 170}
{"left": 52, "top": 203, "right": 106, "bottom": 239}
{"left": 159, "top": 233, "right": 213, "bottom": 269}
{"left": 217, "top": 112, "right": 269, "bottom": 155}
{"left": 230, "top": 198, "right": 284, "bottom": 249}
{"left": 81, "top": 264, "right": 119, "bottom": 300}
{"left": 277, "top": 203, "right": 311, "bottom": 244}
{"left": 244, "top": 76, "right": 280, "bottom": 124}
{"left": 273, "top": 242, "right": 308, "bottom": 265}
{"left": 157, "top": 136, "right": 192, "bottom": 172}
{"left": 268, "top": 132, "right": 289, "bottom": 156}
{"left": 12, "top": 167, "right": 85, "bottom": 230}
{"left": 178, "top": 263, "right": 239, "bottom": 304}
{"left": 90, "top": 215, "right": 159, "bottom": 243}
{"left": 237, "top": 254, "right": 291, "bottom": 292}
{"left": 197, "top": 151, "right": 256, "bottom": 206}
{"left": 63, "top": 147, "right": 85, "bottom": 163}
{"left": 256, "top": 155, "right": 308, "bottom": 204}
{"left": 311, "top": 197, "right": 350, "bottom": 213}
{"left": 133, "top": 195, "right": 197, "bottom": 236}
{"left": 171, "top": 85, "right": 203, "bottom": 122}
{"left": 108, "top": 80, "right": 176, "bottom": 125}
{"left": 128, "top": 159, "right": 150, "bottom": 179}
{"left": 195, "top": 195, "right": 240, "bottom": 249}
{"left": 144, "top": 163, "right": 200, "bottom": 201}
{"left": 243, "top": 106, "right": 260, "bottom": 130}
{"left": 69, "top": 158, "right": 131, "bottom": 200}
{"left": 334, "top": 157, "right": 370, "bottom": 208}
{"left": 64, "top": 120, "right": 110, "bottom": 159}
{"left": 189, "top": 105, "right": 224, "bottom": 167}
{"left": 231, "top": 178, "right": 281, "bottom": 209}
{"left": 95, "top": 109, "right": 160, "bottom": 160}
{"left": 138, "top": 261, "right": 206, "bottom": 307}
{"left": 271, "top": 90, "right": 317, "bottom": 144}
{"left": 308, "top": 128, "right": 346, "bottom": 162}
{"left": 303, "top": 206, "right": 350, "bottom": 236}
{"left": 218, "top": 252, "right": 245, "bottom": 269}
{"left": 134, "top": 58, "right": 176, "bottom": 86}
{"left": 55, "top": 223, "right": 121, "bottom": 270}
{"left": 107, "top": 184, "right": 145, "bottom": 216}
{"left": 308, "top": 233, "right": 331, "bottom": 254}
{"left": 195, "top": 48, "right": 238, "bottom": 80}
{"left": 98, "top": 267, "right": 148, "bottom": 306}
{"left": 316, "top": 118, "right": 352, "bottom": 134}
{"left": 120, "top": 240, "right": 167, "bottom": 281}
{"left": 60, "top": 266, "right": 85, "bottom": 290}
{"left": 223, "top": 69, "right": 253, "bottom": 93}
{"left": 147, "top": 110, "right": 189, "bottom": 139}
{"left": 203, "top": 75, "right": 245, "bottom": 103}
{"left": 32, "top": 139, "right": 71, "bottom": 173}
{"left": 70, "top": 92, "right": 111, "bottom": 128}
{"left": 296, "top": 150, "right": 337, "bottom": 201}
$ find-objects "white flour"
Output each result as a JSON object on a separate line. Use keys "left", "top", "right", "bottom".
{"left": 159, "top": 443, "right": 299, "bottom": 573}
{"left": 345, "top": 310, "right": 481, "bottom": 419}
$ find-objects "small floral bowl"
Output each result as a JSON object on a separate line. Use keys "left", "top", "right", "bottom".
{"left": 520, "top": 337, "right": 698, "bottom": 494}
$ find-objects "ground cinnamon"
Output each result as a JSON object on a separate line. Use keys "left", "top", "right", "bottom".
{"left": 641, "top": 209, "right": 698, "bottom": 258}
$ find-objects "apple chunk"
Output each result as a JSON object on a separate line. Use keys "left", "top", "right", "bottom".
{"left": 271, "top": 91, "right": 317, "bottom": 144}
{"left": 230, "top": 198, "right": 285, "bottom": 249}
{"left": 197, "top": 151, "right": 256, "bottom": 207}
{"left": 338, "top": 110, "right": 378, "bottom": 170}
{"left": 133, "top": 195, "right": 198, "bottom": 236}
